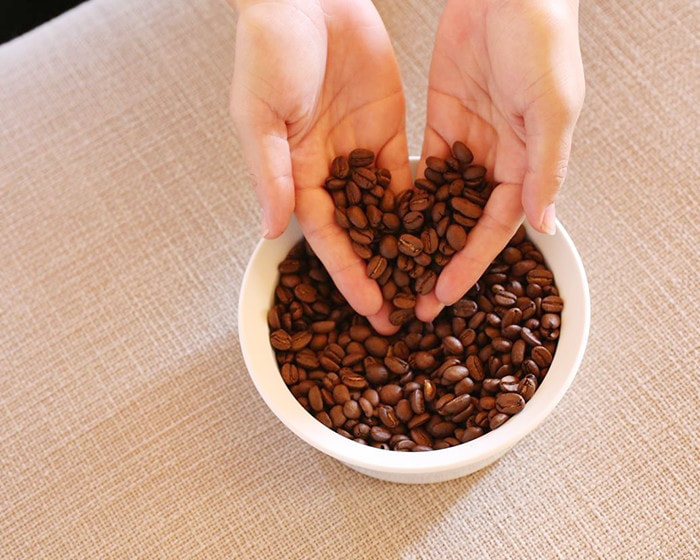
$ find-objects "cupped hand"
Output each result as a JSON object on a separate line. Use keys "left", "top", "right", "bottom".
{"left": 230, "top": 0, "right": 411, "bottom": 334}
{"left": 415, "top": 0, "right": 585, "bottom": 322}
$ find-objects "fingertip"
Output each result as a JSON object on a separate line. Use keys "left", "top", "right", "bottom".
{"left": 415, "top": 292, "right": 445, "bottom": 323}
{"left": 540, "top": 203, "right": 557, "bottom": 235}
{"left": 366, "top": 301, "right": 400, "bottom": 336}
{"left": 524, "top": 200, "right": 556, "bottom": 236}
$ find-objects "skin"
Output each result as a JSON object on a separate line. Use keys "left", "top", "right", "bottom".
{"left": 230, "top": 0, "right": 411, "bottom": 334}
{"left": 414, "top": 0, "right": 585, "bottom": 320}
{"left": 228, "top": 0, "right": 585, "bottom": 334}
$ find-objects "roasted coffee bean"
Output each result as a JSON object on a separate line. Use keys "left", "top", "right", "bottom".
{"left": 378, "top": 405, "right": 400, "bottom": 429}
{"left": 451, "top": 197, "right": 483, "bottom": 220}
{"left": 518, "top": 374, "right": 538, "bottom": 400}
{"left": 520, "top": 327, "right": 542, "bottom": 347}
{"left": 511, "top": 338, "right": 527, "bottom": 366}
{"left": 541, "top": 313, "right": 561, "bottom": 330}
{"left": 426, "top": 156, "right": 449, "bottom": 173}
{"left": 495, "top": 392, "right": 526, "bottom": 414}
{"left": 511, "top": 259, "right": 538, "bottom": 277}
{"left": 527, "top": 267, "right": 554, "bottom": 287}
{"left": 446, "top": 223, "right": 467, "bottom": 252}
{"left": 367, "top": 255, "right": 388, "bottom": 280}
{"left": 398, "top": 234, "right": 423, "bottom": 257}
{"left": 379, "top": 384, "right": 403, "bottom": 405}
{"left": 489, "top": 412, "right": 510, "bottom": 430}
{"left": 414, "top": 270, "right": 437, "bottom": 295}
{"left": 365, "top": 362, "right": 389, "bottom": 385}
{"left": 395, "top": 399, "right": 414, "bottom": 423}
{"left": 452, "top": 141, "right": 474, "bottom": 165}
{"left": 365, "top": 336, "right": 389, "bottom": 358}
{"left": 346, "top": 205, "right": 368, "bottom": 229}
{"left": 442, "top": 364, "right": 469, "bottom": 383}
{"left": 348, "top": 227, "right": 374, "bottom": 246}
{"left": 348, "top": 148, "right": 375, "bottom": 168}
{"left": 453, "top": 299, "right": 478, "bottom": 318}
{"left": 330, "top": 155, "right": 350, "bottom": 179}
{"left": 542, "top": 295, "right": 564, "bottom": 313}
{"left": 442, "top": 336, "right": 464, "bottom": 356}
{"left": 270, "top": 329, "right": 292, "bottom": 351}
{"left": 392, "top": 291, "right": 417, "bottom": 310}
{"left": 463, "top": 164, "right": 487, "bottom": 183}
{"left": 494, "top": 290, "right": 518, "bottom": 307}
{"left": 465, "top": 354, "right": 485, "bottom": 381}
{"left": 531, "top": 345, "right": 553, "bottom": 368}
{"left": 389, "top": 308, "right": 415, "bottom": 326}
{"left": 352, "top": 166, "right": 377, "bottom": 191}
{"left": 351, "top": 241, "right": 373, "bottom": 260}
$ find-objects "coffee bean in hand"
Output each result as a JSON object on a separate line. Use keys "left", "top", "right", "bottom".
{"left": 323, "top": 141, "right": 492, "bottom": 325}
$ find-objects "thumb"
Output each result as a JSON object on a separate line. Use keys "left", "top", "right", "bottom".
{"left": 230, "top": 99, "right": 296, "bottom": 239}
{"left": 521, "top": 103, "right": 576, "bottom": 235}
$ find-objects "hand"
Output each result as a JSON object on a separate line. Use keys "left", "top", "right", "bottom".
{"left": 415, "top": 0, "right": 585, "bottom": 322}
{"left": 230, "top": 0, "right": 411, "bottom": 334}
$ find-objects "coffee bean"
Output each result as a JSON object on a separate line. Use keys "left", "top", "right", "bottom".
{"left": 451, "top": 197, "right": 483, "bottom": 220}
{"left": 366, "top": 255, "right": 388, "bottom": 280}
{"left": 369, "top": 425, "right": 392, "bottom": 443}
{"left": 531, "top": 345, "right": 553, "bottom": 368}
{"left": 542, "top": 295, "right": 564, "bottom": 313}
{"left": 452, "top": 141, "right": 474, "bottom": 164}
{"left": 445, "top": 223, "right": 467, "bottom": 252}
{"left": 392, "top": 291, "right": 417, "bottom": 310}
{"left": 541, "top": 313, "right": 561, "bottom": 330}
{"left": 352, "top": 166, "right": 377, "bottom": 190}
{"left": 330, "top": 155, "right": 350, "bottom": 179}
{"left": 463, "top": 164, "right": 486, "bottom": 183}
{"left": 379, "top": 384, "right": 403, "bottom": 405}
{"left": 270, "top": 329, "right": 292, "bottom": 351}
{"left": 348, "top": 148, "right": 375, "bottom": 168}
{"left": 365, "top": 336, "right": 389, "bottom": 358}
{"left": 348, "top": 227, "right": 374, "bottom": 246}
{"left": 414, "top": 270, "right": 437, "bottom": 295}
{"left": 495, "top": 392, "right": 526, "bottom": 414}
{"left": 398, "top": 234, "right": 423, "bottom": 257}
{"left": 527, "top": 268, "right": 554, "bottom": 287}
{"left": 402, "top": 210, "right": 425, "bottom": 231}
{"left": 389, "top": 308, "right": 415, "bottom": 326}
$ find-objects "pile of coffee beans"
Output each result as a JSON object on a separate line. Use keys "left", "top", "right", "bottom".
{"left": 268, "top": 144, "right": 563, "bottom": 451}
{"left": 325, "top": 141, "right": 493, "bottom": 325}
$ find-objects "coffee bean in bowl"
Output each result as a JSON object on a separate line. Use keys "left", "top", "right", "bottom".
{"left": 238, "top": 151, "right": 590, "bottom": 484}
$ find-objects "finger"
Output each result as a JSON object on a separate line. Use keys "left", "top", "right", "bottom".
{"left": 230, "top": 96, "right": 296, "bottom": 239}
{"left": 521, "top": 99, "right": 579, "bottom": 235}
{"left": 375, "top": 135, "right": 413, "bottom": 195}
{"left": 418, "top": 124, "right": 453, "bottom": 179}
{"left": 415, "top": 290, "right": 444, "bottom": 324}
{"left": 366, "top": 300, "right": 400, "bottom": 336}
{"left": 295, "top": 187, "right": 385, "bottom": 320}
{"left": 434, "top": 181, "right": 524, "bottom": 306}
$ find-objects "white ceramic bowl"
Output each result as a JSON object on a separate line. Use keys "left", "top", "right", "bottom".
{"left": 238, "top": 160, "right": 590, "bottom": 484}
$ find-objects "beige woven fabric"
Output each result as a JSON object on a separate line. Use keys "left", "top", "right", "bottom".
{"left": 1, "top": 0, "right": 698, "bottom": 558}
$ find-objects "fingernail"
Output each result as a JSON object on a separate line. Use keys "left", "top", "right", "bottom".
{"left": 541, "top": 204, "right": 556, "bottom": 235}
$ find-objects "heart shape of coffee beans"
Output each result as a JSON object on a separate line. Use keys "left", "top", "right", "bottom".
{"left": 324, "top": 141, "right": 494, "bottom": 326}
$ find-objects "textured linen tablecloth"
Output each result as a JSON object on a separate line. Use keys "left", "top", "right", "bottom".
{"left": 1, "top": 0, "right": 698, "bottom": 558}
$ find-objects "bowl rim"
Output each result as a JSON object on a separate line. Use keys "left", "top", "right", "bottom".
{"left": 238, "top": 182, "right": 590, "bottom": 476}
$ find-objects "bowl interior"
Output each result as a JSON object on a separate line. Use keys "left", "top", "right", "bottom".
{"left": 238, "top": 161, "right": 590, "bottom": 477}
